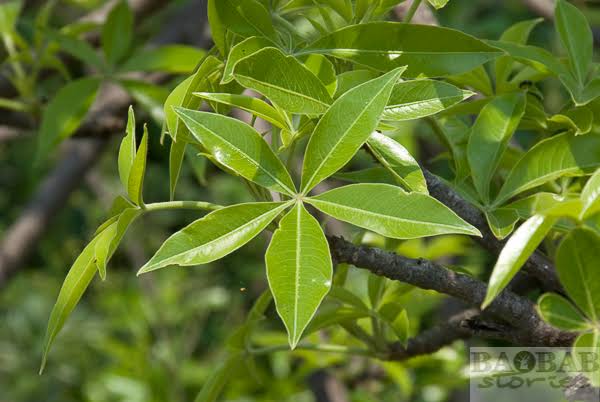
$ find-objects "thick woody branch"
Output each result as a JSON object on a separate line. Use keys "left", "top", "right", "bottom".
{"left": 328, "top": 236, "right": 575, "bottom": 348}
{"left": 422, "top": 169, "right": 562, "bottom": 293}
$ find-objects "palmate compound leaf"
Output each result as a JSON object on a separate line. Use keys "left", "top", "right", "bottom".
{"left": 175, "top": 108, "right": 296, "bottom": 195}
{"left": 495, "top": 133, "right": 600, "bottom": 206}
{"left": 306, "top": 184, "right": 480, "bottom": 239}
{"left": 138, "top": 202, "right": 289, "bottom": 274}
{"left": 232, "top": 47, "right": 333, "bottom": 114}
{"left": 300, "top": 22, "right": 502, "bottom": 78}
{"left": 301, "top": 67, "right": 405, "bottom": 194}
{"left": 556, "top": 227, "right": 600, "bottom": 322}
{"left": 265, "top": 202, "right": 333, "bottom": 349}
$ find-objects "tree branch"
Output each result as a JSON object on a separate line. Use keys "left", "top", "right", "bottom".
{"left": 422, "top": 169, "right": 562, "bottom": 293}
{"left": 328, "top": 236, "right": 575, "bottom": 348}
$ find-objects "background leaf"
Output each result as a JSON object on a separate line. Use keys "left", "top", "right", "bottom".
{"left": 120, "top": 45, "right": 205, "bottom": 74}
{"left": 101, "top": 0, "right": 133, "bottom": 66}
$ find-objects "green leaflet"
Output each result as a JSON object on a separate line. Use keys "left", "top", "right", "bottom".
{"left": 118, "top": 106, "right": 136, "bottom": 191}
{"left": 573, "top": 331, "right": 600, "bottom": 387}
{"left": 300, "top": 53, "right": 338, "bottom": 97}
{"left": 301, "top": 22, "right": 502, "bottom": 77}
{"left": 127, "top": 124, "right": 148, "bottom": 206}
{"left": 101, "top": 0, "right": 132, "bottom": 66}
{"left": 193, "top": 92, "right": 289, "bottom": 129}
{"left": 208, "top": 0, "right": 276, "bottom": 55}
{"left": 427, "top": 0, "right": 449, "bottom": 9}
{"left": 485, "top": 208, "right": 519, "bottom": 240}
{"left": 467, "top": 93, "right": 525, "bottom": 204}
{"left": 334, "top": 167, "right": 398, "bottom": 185}
{"left": 555, "top": 0, "right": 592, "bottom": 86}
{"left": 581, "top": 169, "right": 600, "bottom": 219}
{"left": 221, "top": 36, "right": 274, "bottom": 84}
{"left": 367, "top": 132, "right": 428, "bottom": 193}
{"left": 495, "top": 133, "right": 600, "bottom": 206}
{"left": 139, "top": 202, "right": 287, "bottom": 273}
{"left": 175, "top": 108, "right": 296, "bottom": 195}
{"left": 233, "top": 47, "right": 333, "bottom": 114}
{"left": 334, "top": 70, "right": 378, "bottom": 98}
{"left": 482, "top": 214, "right": 556, "bottom": 309}
{"left": 164, "top": 55, "right": 222, "bottom": 141}
{"left": 537, "top": 293, "right": 591, "bottom": 332}
{"left": 36, "top": 77, "right": 101, "bottom": 160}
{"left": 301, "top": 67, "right": 404, "bottom": 193}
{"left": 548, "top": 106, "right": 594, "bottom": 136}
{"left": 119, "top": 45, "right": 205, "bottom": 73}
{"left": 169, "top": 138, "right": 187, "bottom": 201}
{"left": 556, "top": 228, "right": 600, "bottom": 322}
{"left": 382, "top": 80, "right": 474, "bottom": 122}
{"left": 378, "top": 303, "right": 409, "bottom": 346}
{"left": 265, "top": 203, "right": 332, "bottom": 349}
{"left": 307, "top": 184, "right": 480, "bottom": 239}
{"left": 46, "top": 30, "right": 105, "bottom": 71}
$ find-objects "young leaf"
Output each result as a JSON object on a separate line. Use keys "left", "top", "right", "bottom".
{"left": 482, "top": 214, "right": 556, "bottom": 309}
{"left": 169, "top": 139, "right": 187, "bottom": 201}
{"left": 101, "top": 0, "right": 133, "bottom": 66}
{"left": 555, "top": 0, "right": 593, "bottom": 86}
{"left": 175, "top": 108, "right": 297, "bottom": 195}
{"left": 164, "top": 55, "right": 222, "bottom": 141}
{"left": 41, "top": 235, "right": 100, "bottom": 373}
{"left": 537, "top": 293, "right": 591, "bottom": 331}
{"left": 36, "top": 77, "right": 101, "bottom": 160}
{"left": 301, "top": 67, "right": 404, "bottom": 193}
{"left": 139, "top": 202, "right": 287, "bottom": 273}
{"left": 221, "top": 36, "right": 274, "bottom": 84}
{"left": 193, "top": 92, "right": 289, "bottom": 129}
{"left": 467, "top": 93, "right": 525, "bottom": 204}
{"left": 233, "top": 47, "right": 333, "bottom": 114}
{"left": 367, "top": 132, "right": 428, "bottom": 193}
{"left": 127, "top": 124, "right": 148, "bottom": 206}
{"left": 265, "top": 203, "right": 333, "bottom": 349}
{"left": 302, "top": 22, "right": 502, "bottom": 77}
{"left": 580, "top": 168, "right": 600, "bottom": 219}
{"left": 556, "top": 227, "right": 600, "bottom": 321}
{"left": 208, "top": 0, "right": 276, "bottom": 55}
{"left": 118, "top": 106, "right": 136, "bottom": 191}
{"left": 495, "top": 133, "right": 600, "bottom": 205}
{"left": 382, "top": 80, "right": 474, "bottom": 122}
{"left": 307, "top": 184, "right": 480, "bottom": 238}
{"left": 119, "top": 45, "right": 205, "bottom": 73}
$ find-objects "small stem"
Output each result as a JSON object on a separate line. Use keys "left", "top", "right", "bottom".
{"left": 143, "top": 200, "right": 223, "bottom": 212}
{"left": 403, "top": 0, "right": 423, "bottom": 23}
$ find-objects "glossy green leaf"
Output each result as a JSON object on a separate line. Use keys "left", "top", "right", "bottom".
{"left": 495, "top": 133, "right": 600, "bottom": 205}
{"left": 537, "top": 293, "right": 591, "bottom": 331}
{"left": 265, "top": 203, "right": 333, "bottom": 349}
{"left": 301, "top": 68, "right": 404, "bottom": 193}
{"left": 127, "top": 124, "right": 148, "bottom": 206}
{"left": 482, "top": 214, "right": 556, "bottom": 309}
{"left": 302, "top": 22, "right": 502, "bottom": 77}
{"left": 233, "top": 47, "right": 333, "bottom": 114}
{"left": 485, "top": 208, "right": 519, "bottom": 240}
{"left": 555, "top": 0, "right": 592, "bottom": 86}
{"left": 194, "top": 92, "right": 289, "bottom": 129}
{"left": 383, "top": 80, "right": 474, "bottom": 122}
{"left": 164, "top": 55, "right": 222, "bottom": 141}
{"left": 548, "top": 106, "right": 594, "bottom": 136}
{"left": 139, "top": 202, "right": 286, "bottom": 273}
{"left": 118, "top": 106, "right": 136, "bottom": 191}
{"left": 41, "top": 234, "right": 101, "bottom": 373}
{"left": 300, "top": 53, "right": 337, "bottom": 97}
{"left": 556, "top": 227, "right": 600, "bottom": 321}
{"left": 447, "top": 66, "right": 493, "bottom": 97}
{"left": 120, "top": 45, "right": 205, "bottom": 73}
{"left": 101, "top": 0, "right": 132, "bottom": 66}
{"left": 221, "top": 36, "right": 274, "bottom": 84}
{"left": 367, "top": 132, "right": 428, "bottom": 193}
{"left": 334, "top": 70, "right": 378, "bottom": 98}
{"left": 581, "top": 169, "right": 600, "bottom": 219}
{"left": 36, "top": 77, "right": 101, "bottom": 160}
{"left": 307, "top": 184, "right": 480, "bottom": 239}
{"left": 468, "top": 93, "right": 525, "bottom": 204}
{"left": 175, "top": 108, "right": 296, "bottom": 195}
{"left": 495, "top": 18, "right": 543, "bottom": 93}
{"left": 208, "top": 0, "right": 276, "bottom": 55}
